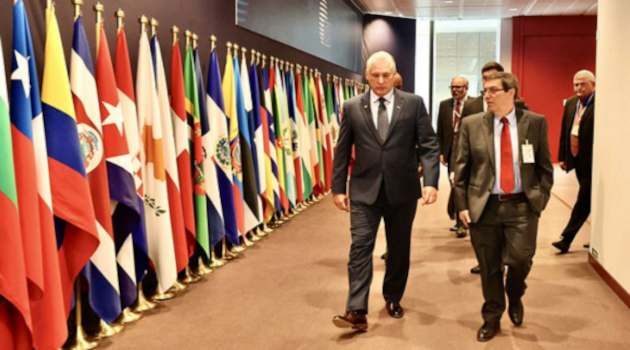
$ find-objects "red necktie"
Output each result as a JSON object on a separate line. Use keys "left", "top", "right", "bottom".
{"left": 453, "top": 101, "right": 462, "bottom": 131}
{"left": 500, "top": 117, "right": 515, "bottom": 194}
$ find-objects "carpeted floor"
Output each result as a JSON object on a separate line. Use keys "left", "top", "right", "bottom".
{"left": 101, "top": 166, "right": 630, "bottom": 350}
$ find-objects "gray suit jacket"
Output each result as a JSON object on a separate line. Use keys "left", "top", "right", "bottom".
{"left": 453, "top": 108, "right": 553, "bottom": 222}
{"left": 332, "top": 89, "right": 440, "bottom": 206}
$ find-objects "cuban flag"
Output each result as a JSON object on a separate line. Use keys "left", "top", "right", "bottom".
{"left": 71, "top": 15, "right": 122, "bottom": 323}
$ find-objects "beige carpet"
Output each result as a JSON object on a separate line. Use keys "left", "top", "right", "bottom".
{"left": 101, "top": 166, "right": 630, "bottom": 350}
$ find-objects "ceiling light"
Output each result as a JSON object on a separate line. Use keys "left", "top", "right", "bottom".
{"left": 445, "top": 0, "right": 454, "bottom": 3}
{"left": 509, "top": 8, "right": 518, "bottom": 11}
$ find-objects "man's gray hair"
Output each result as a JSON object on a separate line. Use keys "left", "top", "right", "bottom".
{"left": 574, "top": 70, "right": 596, "bottom": 83}
{"left": 452, "top": 75, "right": 469, "bottom": 86}
{"left": 365, "top": 51, "right": 397, "bottom": 74}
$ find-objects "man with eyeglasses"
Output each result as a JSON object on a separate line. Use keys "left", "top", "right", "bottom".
{"left": 552, "top": 70, "right": 596, "bottom": 254}
{"left": 454, "top": 72, "right": 553, "bottom": 342}
{"left": 437, "top": 76, "right": 470, "bottom": 238}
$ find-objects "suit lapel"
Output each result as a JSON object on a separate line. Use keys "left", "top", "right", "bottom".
{"left": 482, "top": 112, "right": 495, "bottom": 170}
{"left": 385, "top": 89, "right": 405, "bottom": 142}
{"left": 516, "top": 108, "right": 529, "bottom": 165}
{"left": 360, "top": 92, "right": 382, "bottom": 144}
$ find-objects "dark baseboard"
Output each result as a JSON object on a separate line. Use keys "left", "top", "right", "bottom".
{"left": 588, "top": 254, "right": 630, "bottom": 309}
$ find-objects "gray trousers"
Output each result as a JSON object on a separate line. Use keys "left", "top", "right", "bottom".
{"left": 470, "top": 196, "right": 538, "bottom": 322}
{"left": 346, "top": 185, "right": 418, "bottom": 313}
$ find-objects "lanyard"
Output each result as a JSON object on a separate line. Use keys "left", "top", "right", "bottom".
{"left": 574, "top": 93, "right": 594, "bottom": 121}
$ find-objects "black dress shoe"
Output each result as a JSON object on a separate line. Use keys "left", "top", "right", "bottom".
{"left": 552, "top": 240, "right": 570, "bottom": 254}
{"left": 333, "top": 311, "right": 368, "bottom": 330}
{"left": 508, "top": 300, "right": 524, "bottom": 326}
{"left": 455, "top": 226, "right": 467, "bottom": 238}
{"left": 385, "top": 302, "right": 404, "bottom": 318}
{"left": 450, "top": 224, "right": 459, "bottom": 232}
{"left": 477, "top": 321, "right": 500, "bottom": 342}
{"left": 470, "top": 265, "right": 480, "bottom": 274}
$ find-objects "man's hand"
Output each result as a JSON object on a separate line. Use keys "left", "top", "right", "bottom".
{"left": 333, "top": 194, "right": 349, "bottom": 212}
{"left": 559, "top": 161, "right": 567, "bottom": 171}
{"left": 440, "top": 155, "right": 447, "bottom": 166}
{"left": 421, "top": 186, "right": 438, "bottom": 206}
{"left": 459, "top": 210, "right": 471, "bottom": 228}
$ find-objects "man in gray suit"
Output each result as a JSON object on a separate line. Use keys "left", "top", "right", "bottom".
{"left": 454, "top": 72, "right": 553, "bottom": 341}
{"left": 331, "top": 51, "right": 440, "bottom": 330}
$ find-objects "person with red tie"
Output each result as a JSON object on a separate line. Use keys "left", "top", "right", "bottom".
{"left": 454, "top": 72, "right": 553, "bottom": 341}
{"left": 553, "top": 70, "right": 596, "bottom": 254}
{"left": 437, "top": 76, "right": 469, "bottom": 238}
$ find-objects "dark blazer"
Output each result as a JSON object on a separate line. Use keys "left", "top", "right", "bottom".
{"left": 453, "top": 109, "right": 554, "bottom": 222}
{"left": 332, "top": 89, "right": 440, "bottom": 206}
{"left": 436, "top": 97, "right": 460, "bottom": 164}
{"left": 558, "top": 95, "right": 595, "bottom": 173}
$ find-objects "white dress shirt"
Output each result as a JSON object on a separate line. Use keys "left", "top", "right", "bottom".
{"left": 370, "top": 89, "right": 395, "bottom": 128}
{"left": 492, "top": 108, "right": 523, "bottom": 194}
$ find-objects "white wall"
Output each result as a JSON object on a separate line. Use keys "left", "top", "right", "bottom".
{"left": 591, "top": 0, "right": 630, "bottom": 293}
{"left": 500, "top": 18, "right": 513, "bottom": 73}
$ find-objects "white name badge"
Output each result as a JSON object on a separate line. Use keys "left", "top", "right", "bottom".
{"left": 522, "top": 142, "right": 535, "bottom": 164}
{"left": 571, "top": 124, "right": 580, "bottom": 136}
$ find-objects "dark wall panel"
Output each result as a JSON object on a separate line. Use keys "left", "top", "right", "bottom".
{"left": 363, "top": 15, "right": 416, "bottom": 93}
{"left": 0, "top": 0, "right": 362, "bottom": 90}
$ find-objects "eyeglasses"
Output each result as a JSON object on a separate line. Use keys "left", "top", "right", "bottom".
{"left": 449, "top": 85, "right": 467, "bottom": 90}
{"left": 481, "top": 88, "right": 505, "bottom": 96}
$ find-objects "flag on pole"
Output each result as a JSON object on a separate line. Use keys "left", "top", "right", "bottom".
{"left": 136, "top": 29, "right": 177, "bottom": 293}
{"left": 329, "top": 79, "right": 341, "bottom": 149}
{"left": 152, "top": 33, "right": 189, "bottom": 274}
{"left": 285, "top": 68, "right": 304, "bottom": 204}
{"left": 249, "top": 59, "right": 268, "bottom": 217}
{"left": 71, "top": 15, "right": 122, "bottom": 323}
{"left": 96, "top": 17, "right": 141, "bottom": 311}
{"left": 270, "top": 62, "right": 288, "bottom": 214}
{"left": 170, "top": 36, "right": 196, "bottom": 256}
{"left": 236, "top": 53, "right": 261, "bottom": 232}
{"left": 207, "top": 49, "right": 239, "bottom": 246}
{"left": 42, "top": 5, "right": 100, "bottom": 316}
{"left": 318, "top": 75, "right": 333, "bottom": 193}
{"left": 184, "top": 43, "right": 210, "bottom": 259}
{"left": 294, "top": 68, "right": 313, "bottom": 200}
{"left": 280, "top": 67, "right": 297, "bottom": 208}
{"left": 258, "top": 64, "right": 279, "bottom": 222}
{"left": 114, "top": 25, "right": 150, "bottom": 287}
{"left": 0, "top": 33, "right": 34, "bottom": 350}
{"left": 195, "top": 47, "right": 225, "bottom": 248}
{"left": 304, "top": 72, "right": 321, "bottom": 196}
{"left": 222, "top": 47, "right": 246, "bottom": 238}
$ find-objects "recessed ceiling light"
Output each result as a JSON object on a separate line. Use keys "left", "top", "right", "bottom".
{"left": 509, "top": 8, "right": 518, "bottom": 11}
{"left": 445, "top": 0, "right": 454, "bottom": 3}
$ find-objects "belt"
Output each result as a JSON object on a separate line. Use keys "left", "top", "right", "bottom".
{"left": 490, "top": 193, "right": 526, "bottom": 202}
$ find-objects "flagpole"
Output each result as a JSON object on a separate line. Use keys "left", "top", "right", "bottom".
{"left": 62, "top": 279, "right": 101, "bottom": 350}
{"left": 115, "top": 9, "right": 124, "bottom": 33}
{"left": 94, "top": 2, "right": 103, "bottom": 54}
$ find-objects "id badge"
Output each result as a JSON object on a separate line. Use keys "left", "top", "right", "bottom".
{"left": 571, "top": 124, "right": 580, "bottom": 136}
{"left": 522, "top": 142, "right": 535, "bottom": 164}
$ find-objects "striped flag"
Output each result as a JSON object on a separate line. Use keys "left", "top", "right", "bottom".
{"left": 279, "top": 67, "right": 297, "bottom": 208}
{"left": 317, "top": 75, "right": 333, "bottom": 193}
{"left": 11, "top": 2, "right": 68, "bottom": 349}
{"left": 304, "top": 72, "right": 321, "bottom": 196}
{"left": 270, "top": 62, "right": 288, "bottom": 214}
{"left": 136, "top": 30, "right": 177, "bottom": 293}
{"left": 0, "top": 33, "right": 33, "bottom": 350}
{"left": 206, "top": 49, "right": 239, "bottom": 246}
{"left": 170, "top": 36, "right": 196, "bottom": 257}
{"left": 96, "top": 18, "right": 141, "bottom": 312}
{"left": 42, "top": 5, "right": 100, "bottom": 317}
{"left": 222, "top": 48, "right": 246, "bottom": 238}
{"left": 308, "top": 73, "right": 324, "bottom": 195}
{"left": 249, "top": 60, "right": 268, "bottom": 218}
{"left": 71, "top": 15, "right": 122, "bottom": 323}
{"left": 329, "top": 79, "right": 341, "bottom": 149}
{"left": 260, "top": 65, "right": 280, "bottom": 220}
{"left": 285, "top": 68, "right": 304, "bottom": 204}
{"left": 236, "top": 53, "right": 261, "bottom": 232}
{"left": 294, "top": 68, "right": 313, "bottom": 200}
{"left": 183, "top": 44, "right": 210, "bottom": 260}
{"left": 152, "top": 34, "right": 190, "bottom": 274}
{"left": 195, "top": 48, "right": 225, "bottom": 248}
{"left": 114, "top": 25, "right": 150, "bottom": 287}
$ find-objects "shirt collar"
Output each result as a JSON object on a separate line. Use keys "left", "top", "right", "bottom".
{"left": 371, "top": 89, "right": 394, "bottom": 104}
{"left": 454, "top": 95, "right": 468, "bottom": 105}
{"left": 494, "top": 107, "right": 517, "bottom": 127}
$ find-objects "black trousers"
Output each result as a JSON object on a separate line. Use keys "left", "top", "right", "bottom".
{"left": 346, "top": 184, "right": 418, "bottom": 313}
{"left": 470, "top": 196, "right": 538, "bottom": 323}
{"left": 561, "top": 158, "right": 592, "bottom": 245}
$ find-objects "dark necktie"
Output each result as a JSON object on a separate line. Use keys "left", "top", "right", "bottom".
{"left": 500, "top": 117, "right": 515, "bottom": 194}
{"left": 453, "top": 100, "right": 462, "bottom": 134}
{"left": 377, "top": 97, "right": 389, "bottom": 141}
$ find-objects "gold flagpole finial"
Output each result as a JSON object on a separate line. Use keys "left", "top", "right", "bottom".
{"left": 296, "top": 64, "right": 302, "bottom": 73}
{"left": 279, "top": 59, "right": 284, "bottom": 70}
{"left": 171, "top": 26, "right": 179, "bottom": 45}
{"left": 72, "top": 0, "right": 83, "bottom": 20}
{"left": 262, "top": 54, "right": 267, "bottom": 68}
{"left": 251, "top": 49, "right": 256, "bottom": 66}
{"left": 94, "top": 3, "right": 104, "bottom": 54}
{"left": 327, "top": 73, "right": 331, "bottom": 81}
{"left": 185, "top": 30, "right": 192, "bottom": 49}
{"left": 291, "top": 63, "right": 295, "bottom": 72}
{"left": 210, "top": 35, "right": 217, "bottom": 52}
{"left": 256, "top": 52, "right": 261, "bottom": 66}
{"left": 139, "top": 15, "right": 149, "bottom": 34}
{"left": 150, "top": 18, "right": 158, "bottom": 37}
{"left": 241, "top": 46, "right": 247, "bottom": 62}
{"left": 115, "top": 9, "right": 125, "bottom": 31}
{"left": 227, "top": 42, "right": 233, "bottom": 58}
{"left": 270, "top": 56, "right": 275, "bottom": 68}
{"left": 192, "top": 33, "right": 199, "bottom": 49}
{"left": 233, "top": 43, "right": 239, "bottom": 58}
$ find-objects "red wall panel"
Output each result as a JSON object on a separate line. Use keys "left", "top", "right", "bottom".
{"left": 512, "top": 16, "right": 597, "bottom": 162}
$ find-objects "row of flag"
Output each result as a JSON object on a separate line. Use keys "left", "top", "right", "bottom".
{"left": 0, "top": 2, "right": 368, "bottom": 349}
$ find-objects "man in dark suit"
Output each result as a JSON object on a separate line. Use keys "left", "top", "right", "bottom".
{"left": 437, "top": 76, "right": 470, "bottom": 238}
{"left": 454, "top": 72, "right": 553, "bottom": 342}
{"left": 552, "top": 70, "right": 596, "bottom": 254}
{"left": 331, "top": 51, "right": 440, "bottom": 330}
